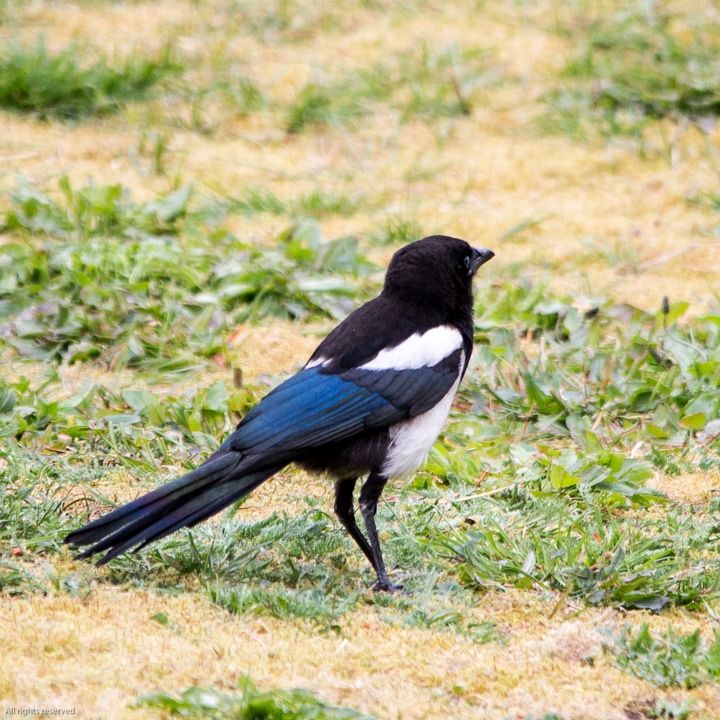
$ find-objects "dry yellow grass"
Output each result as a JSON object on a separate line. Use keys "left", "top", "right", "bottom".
{"left": 3, "top": 588, "right": 719, "bottom": 720}
{"left": 3, "top": 0, "right": 720, "bottom": 718}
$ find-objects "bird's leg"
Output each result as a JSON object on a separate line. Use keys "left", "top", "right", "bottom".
{"left": 333, "top": 477, "right": 376, "bottom": 571}
{"left": 358, "top": 470, "right": 399, "bottom": 592}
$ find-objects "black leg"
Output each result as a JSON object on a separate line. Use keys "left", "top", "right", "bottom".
{"left": 333, "top": 477, "right": 376, "bottom": 571}
{"left": 358, "top": 470, "right": 400, "bottom": 592}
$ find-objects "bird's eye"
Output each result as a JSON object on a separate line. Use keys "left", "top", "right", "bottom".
{"left": 463, "top": 255, "right": 471, "bottom": 269}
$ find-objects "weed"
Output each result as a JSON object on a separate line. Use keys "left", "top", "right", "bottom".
{"left": 236, "top": 2, "right": 348, "bottom": 44}
{"left": 135, "top": 129, "right": 173, "bottom": 176}
{"left": 294, "top": 189, "right": 359, "bottom": 218}
{"left": 414, "top": 280, "right": 720, "bottom": 608}
{"left": 209, "top": 583, "right": 359, "bottom": 626}
{"left": 1, "top": 448, "right": 84, "bottom": 558}
{"left": 223, "top": 187, "right": 288, "bottom": 217}
{"left": 369, "top": 214, "right": 422, "bottom": 246}
{"left": 216, "top": 188, "right": 359, "bottom": 219}
{"left": 0, "top": 38, "right": 178, "bottom": 119}
{"left": 170, "top": 68, "right": 265, "bottom": 134}
{"left": 464, "top": 280, "right": 720, "bottom": 464}
{"left": 286, "top": 83, "right": 354, "bottom": 133}
{"left": 137, "top": 677, "right": 377, "bottom": 719}
{"left": 283, "top": 42, "right": 497, "bottom": 134}
{"left": 0, "top": 180, "right": 374, "bottom": 369}
{"left": 0, "top": 444, "right": 120, "bottom": 595}
{"left": 352, "top": 42, "right": 496, "bottom": 121}
{"left": 432, "top": 490, "right": 720, "bottom": 610}
{"left": 624, "top": 698, "right": 695, "bottom": 720}
{"left": 0, "top": 372, "right": 253, "bottom": 465}
{"left": 218, "top": 75, "right": 265, "bottom": 116}
{"left": 602, "top": 623, "right": 720, "bottom": 688}
{"left": 394, "top": 42, "right": 488, "bottom": 119}
{"left": 377, "top": 572, "right": 505, "bottom": 643}
{"left": 544, "top": 11, "right": 720, "bottom": 141}
{"left": 4, "top": 179, "right": 720, "bottom": 618}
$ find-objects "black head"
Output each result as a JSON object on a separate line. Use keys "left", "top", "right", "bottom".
{"left": 382, "top": 235, "right": 494, "bottom": 320}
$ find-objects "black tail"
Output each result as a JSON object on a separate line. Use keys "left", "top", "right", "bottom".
{"left": 64, "top": 452, "right": 282, "bottom": 565}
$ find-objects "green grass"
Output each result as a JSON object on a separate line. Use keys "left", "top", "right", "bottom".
{"left": 0, "top": 38, "right": 179, "bottom": 119}
{"left": 3, "top": 246, "right": 719, "bottom": 610}
{"left": 434, "top": 490, "right": 719, "bottom": 610}
{"left": 287, "top": 84, "right": 344, "bottom": 133}
{"left": 1, "top": 176, "right": 720, "bottom": 712}
{"left": 3, "top": 189, "right": 720, "bottom": 610}
{"left": 208, "top": 584, "right": 359, "bottom": 628}
{"left": 417, "top": 281, "right": 720, "bottom": 609}
{"left": 236, "top": 2, "right": 349, "bottom": 44}
{"left": 215, "top": 74, "right": 265, "bottom": 117}
{"left": 171, "top": 70, "right": 266, "bottom": 134}
{"left": 392, "top": 42, "right": 489, "bottom": 120}
{"left": 603, "top": 622, "right": 720, "bottom": 689}
{"left": 464, "top": 281, "right": 720, "bottom": 459}
{"left": 0, "top": 371, "right": 252, "bottom": 463}
{"left": 376, "top": 574, "right": 505, "bottom": 643}
{"left": 283, "top": 41, "right": 497, "bottom": 133}
{"left": 0, "top": 179, "right": 374, "bottom": 370}
{"left": 0, "top": 445, "right": 112, "bottom": 596}
{"left": 3, "top": 1, "right": 720, "bottom": 716}
{"left": 294, "top": 189, "right": 360, "bottom": 218}
{"left": 369, "top": 214, "right": 422, "bottom": 247}
{"left": 137, "top": 677, "right": 377, "bottom": 719}
{"left": 222, "top": 187, "right": 288, "bottom": 216}
{"left": 211, "top": 187, "right": 361, "bottom": 220}
{"left": 543, "top": 10, "right": 720, "bottom": 142}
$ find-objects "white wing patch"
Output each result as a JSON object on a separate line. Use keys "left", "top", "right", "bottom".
{"left": 381, "top": 350, "right": 465, "bottom": 478}
{"left": 305, "top": 356, "right": 329, "bottom": 369}
{"left": 359, "top": 325, "right": 463, "bottom": 371}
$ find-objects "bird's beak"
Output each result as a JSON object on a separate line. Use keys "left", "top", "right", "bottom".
{"left": 469, "top": 247, "right": 495, "bottom": 275}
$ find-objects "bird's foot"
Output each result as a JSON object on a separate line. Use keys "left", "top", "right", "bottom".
{"left": 371, "top": 578, "right": 403, "bottom": 593}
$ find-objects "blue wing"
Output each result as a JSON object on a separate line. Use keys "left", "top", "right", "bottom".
{"left": 219, "top": 349, "right": 462, "bottom": 457}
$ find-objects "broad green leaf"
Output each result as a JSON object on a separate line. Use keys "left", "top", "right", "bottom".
{"left": 203, "top": 380, "right": 226, "bottom": 413}
{"left": 680, "top": 412, "right": 706, "bottom": 430}
{"left": 549, "top": 463, "right": 579, "bottom": 489}
{"left": 148, "top": 184, "right": 193, "bottom": 223}
{"left": 123, "top": 389, "right": 165, "bottom": 425}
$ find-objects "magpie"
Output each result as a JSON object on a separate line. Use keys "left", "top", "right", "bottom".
{"left": 64, "top": 235, "right": 494, "bottom": 591}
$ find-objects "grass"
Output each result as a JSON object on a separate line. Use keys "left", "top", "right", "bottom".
{"left": 2, "top": 0, "right": 720, "bottom": 718}
{"left": 603, "top": 623, "right": 720, "bottom": 689}
{"left": 4, "top": 278, "right": 719, "bottom": 610}
{"left": 436, "top": 492, "right": 719, "bottom": 611}
{"left": 3, "top": 185, "right": 720, "bottom": 714}
{"left": 235, "top": 2, "right": 350, "bottom": 44}
{"left": 138, "top": 678, "right": 378, "bottom": 719}
{"left": 0, "top": 178, "right": 374, "bottom": 369}
{"left": 214, "top": 188, "right": 361, "bottom": 219}
{"left": 369, "top": 214, "right": 423, "bottom": 247}
{"left": 283, "top": 41, "right": 497, "bottom": 133}
{"left": 0, "top": 38, "right": 178, "bottom": 119}
{"left": 543, "top": 8, "right": 720, "bottom": 144}
{"left": 287, "top": 84, "right": 342, "bottom": 134}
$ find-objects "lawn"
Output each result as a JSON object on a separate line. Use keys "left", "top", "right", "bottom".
{"left": 1, "top": 1, "right": 720, "bottom": 719}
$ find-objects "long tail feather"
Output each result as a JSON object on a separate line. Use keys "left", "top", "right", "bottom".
{"left": 64, "top": 452, "right": 282, "bottom": 565}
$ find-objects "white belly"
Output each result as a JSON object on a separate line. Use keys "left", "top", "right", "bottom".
{"left": 381, "top": 374, "right": 461, "bottom": 478}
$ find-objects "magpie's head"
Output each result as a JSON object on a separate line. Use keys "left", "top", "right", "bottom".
{"left": 383, "top": 235, "right": 494, "bottom": 317}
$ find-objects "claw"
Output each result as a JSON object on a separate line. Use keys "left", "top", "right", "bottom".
{"left": 371, "top": 579, "right": 403, "bottom": 593}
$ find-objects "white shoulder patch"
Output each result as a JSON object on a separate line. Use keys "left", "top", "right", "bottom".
{"left": 359, "top": 325, "right": 463, "bottom": 371}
